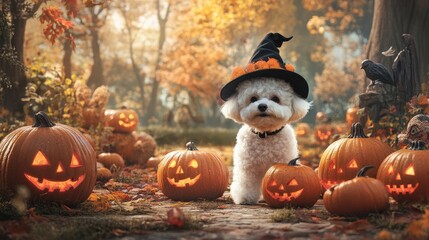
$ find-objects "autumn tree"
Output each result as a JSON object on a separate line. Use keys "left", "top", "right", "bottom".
{"left": 365, "top": 0, "right": 429, "bottom": 89}
{"left": 1, "top": 0, "right": 43, "bottom": 117}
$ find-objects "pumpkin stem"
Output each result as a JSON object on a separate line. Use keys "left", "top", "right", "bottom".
{"left": 186, "top": 142, "right": 198, "bottom": 151}
{"left": 33, "top": 111, "right": 56, "bottom": 128}
{"left": 348, "top": 122, "right": 368, "bottom": 138}
{"left": 356, "top": 165, "right": 374, "bottom": 177}
{"left": 287, "top": 157, "right": 300, "bottom": 166}
{"left": 409, "top": 140, "right": 427, "bottom": 150}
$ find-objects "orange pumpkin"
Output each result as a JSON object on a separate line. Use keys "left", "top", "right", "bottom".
{"left": 97, "top": 152, "right": 125, "bottom": 170}
{"left": 345, "top": 107, "right": 359, "bottom": 130}
{"left": 323, "top": 166, "right": 389, "bottom": 217}
{"left": 157, "top": 142, "right": 229, "bottom": 201}
{"left": 262, "top": 158, "right": 321, "bottom": 208}
{"left": 314, "top": 124, "right": 335, "bottom": 143}
{"left": 318, "top": 123, "right": 393, "bottom": 190}
{"left": 105, "top": 107, "right": 139, "bottom": 133}
{"left": 295, "top": 123, "right": 311, "bottom": 137}
{"left": 0, "top": 112, "right": 97, "bottom": 206}
{"left": 376, "top": 141, "right": 429, "bottom": 203}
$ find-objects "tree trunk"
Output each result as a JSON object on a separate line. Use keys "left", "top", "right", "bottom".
{"left": 144, "top": 0, "right": 170, "bottom": 124}
{"left": 86, "top": 7, "right": 106, "bottom": 89}
{"left": 62, "top": 37, "right": 73, "bottom": 79}
{"left": 366, "top": 0, "right": 429, "bottom": 86}
{"left": 1, "top": 14, "right": 27, "bottom": 118}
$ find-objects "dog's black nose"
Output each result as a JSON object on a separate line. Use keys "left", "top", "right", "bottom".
{"left": 258, "top": 103, "right": 268, "bottom": 112}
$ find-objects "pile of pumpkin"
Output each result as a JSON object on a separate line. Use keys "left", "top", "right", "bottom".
{"left": 156, "top": 122, "right": 429, "bottom": 218}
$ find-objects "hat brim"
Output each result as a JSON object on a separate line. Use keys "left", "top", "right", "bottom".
{"left": 220, "top": 69, "right": 309, "bottom": 101}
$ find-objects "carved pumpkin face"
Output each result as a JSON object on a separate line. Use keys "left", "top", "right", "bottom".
{"left": 314, "top": 124, "right": 335, "bottom": 143}
{"left": 0, "top": 112, "right": 97, "bottom": 206}
{"left": 262, "top": 159, "right": 321, "bottom": 208}
{"left": 105, "top": 108, "right": 139, "bottom": 133}
{"left": 157, "top": 142, "right": 229, "bottom": 201}
{"left": 318, "top": 123, "right": 394, "bottom": 191}
{"left": 24, "top": 151, "right": 85, "bottom": 192}
{"left": 295, "top": 123, "right": 310, "bottom": 137}
{"left": 377, "top": 141, "right": 429, "bottom": 203}
{"left": 166, "top": 158, "right": 201, "bottom": 187}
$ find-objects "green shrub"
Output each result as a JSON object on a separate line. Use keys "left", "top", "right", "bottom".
{"left": 141, "top": 126, "right": 238, "bottom": 146}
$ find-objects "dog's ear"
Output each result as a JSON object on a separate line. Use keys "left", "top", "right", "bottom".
{"left": 289, "top": 96, "right": 311, "bottom": 122}
{"left": 220, "top": 96, "right": 243, "bottom": 123}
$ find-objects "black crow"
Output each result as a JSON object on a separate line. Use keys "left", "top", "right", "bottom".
{"left": 360, "top": 59, "right": 395, "bottom": 86}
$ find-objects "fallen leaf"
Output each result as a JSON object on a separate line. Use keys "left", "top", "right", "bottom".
{"left": 407, "top": 209, "right": 429, "bottom": 239}
{"left": 167, "top": 207, "right": 186, "bottom": 228}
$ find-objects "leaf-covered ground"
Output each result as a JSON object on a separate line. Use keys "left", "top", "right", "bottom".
{"left": 1, "top": 144, "right": 428, "bottom": 240}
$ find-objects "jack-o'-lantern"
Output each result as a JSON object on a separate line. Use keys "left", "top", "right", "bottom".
{"left": 157, "top": 142, "right": 228, "bottom": 201}
{"left": 314, "top": 124, "right": 335, "bottom": 143}
{"left": 262, "top": 158, "right": 321, "bottom": 208}
{"left": 0, "top": 112, "right": 97, "bottom": 206}
{"left": 295, "top": 123, "right": 311, "bottom": 137}
{"left": 377, "top": 141, "right": 429, "bottom": 203}
{"left": 323, "top": 166, "right": 389, "bottom": 217}
{"left": 105, "top": 107, "right": 139, "bottom": 133}
{"left": 318, "top": 123, "right": 393, "bottom": 190}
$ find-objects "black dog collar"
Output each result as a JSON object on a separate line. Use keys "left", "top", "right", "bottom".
{"left": 251, "top": 126, "right": 285, "bottom": 138}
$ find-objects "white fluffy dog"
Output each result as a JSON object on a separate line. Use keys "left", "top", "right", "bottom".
{"left": 221, "top": 77, "right": 311, "bottom": 204}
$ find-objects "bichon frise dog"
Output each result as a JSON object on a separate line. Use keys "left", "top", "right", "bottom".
{"left": 219, "top": 32, "right": 310, "bottom": 204}
{"left": 220, "top": 77, "right": 310, "bottom": 204}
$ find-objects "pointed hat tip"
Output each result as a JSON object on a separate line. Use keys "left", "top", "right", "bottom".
{"left": 271, "top": 33, "right": 293, "bottom": 48}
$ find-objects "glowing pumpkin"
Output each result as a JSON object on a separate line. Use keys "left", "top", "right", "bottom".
{"left": 376, "top": 141, "right": 429, "bottom": 203}
{"left": 262, "top": 158, "right": 321, "bottom": 208}
{"left": 318, "top": 123, "right": 394, "bottom": 190}
{"left": 0, "top": 112, "right": 97, "bottom": 206}
{"left": 314, "top": 124, "right": 335, "bottom": 143}
{"left": 323, "top": 166, "right": 389, "bottom": 217}
{"left": 157, "top": 142, "right": 229, "bottom": 201}
{"left": 295, "top": 123, "right": 311, "bottom": 137}
{"left": 105, "top": 107, "right": 139, "bottom": 133}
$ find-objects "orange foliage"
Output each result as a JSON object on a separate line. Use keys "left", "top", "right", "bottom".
{"left": 39, "top": 6, "right": 75, "bottom": 49}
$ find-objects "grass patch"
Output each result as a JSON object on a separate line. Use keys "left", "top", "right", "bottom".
{"left": 142, "top": 126, "right": 237, "bottom": 146}
{"left": 271, "top": 208, "right": 299, "bottom": 223}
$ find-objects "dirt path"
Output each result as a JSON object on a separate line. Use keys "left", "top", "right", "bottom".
{"left": 1, "top": 166, "right": 427, "bottom": 240}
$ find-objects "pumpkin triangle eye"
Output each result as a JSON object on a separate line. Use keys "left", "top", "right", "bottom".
{"left": 404, "top": 164, "right": 415, "bottom": 176}
{"left": 288, "top": 178, "right": 299, "bottom": 186}
{"left": 388, "top": 165, "right": 394, "bottom": 175}
{"left": 188, "top": 160, "right": 198, "bottom": 168}
{"left": 168, "top": 160, "right": 177, "bottom": 168}
{"left": 329, "top": 161, "right": 336, "bottom": 170}
{"left": 270, "top": 180, "right": 277, "bottom": 187}
{"left": 119, "top": 113, "right": 126, "bottom": 118}
{"left": 347, "top": 159, "right": 358, "bottom": 168}
{"left": 32, "top": 151, "right": 50, "bottom": 166}
{"left": 70, "top": 154, "right": 82, "bottom": 167}
{"left": 129, "top": 114, "right": 135, "bottom": 120}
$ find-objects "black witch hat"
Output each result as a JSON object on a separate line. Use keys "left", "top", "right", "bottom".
{"left": 220, "top": 33, "right": 309, "bottom": 101}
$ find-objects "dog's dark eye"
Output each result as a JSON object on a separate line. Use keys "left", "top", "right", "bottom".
{"left": 250, "top": 96, "right": 258, "bottom": 103}
{"left": 271, "top": 96, "right": 280, "bottom": 103}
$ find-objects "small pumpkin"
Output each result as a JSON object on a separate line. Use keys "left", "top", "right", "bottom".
{"left": 314, "top": 124, "right": 335, "bottom": 143}
{"left": 318, "top": 123, "right": 394, "bottom": 190}
{"left": 104, "top": 107, "right": 139, "bottom": 133}
{"left": 0, "top": 112, "right": 97, "bottom": 206}
{"left": 157, "top": 142, "right": 229, "bottom": 201}
{"left": 97, "top": 152, "right": 125, "bottom": 170}
{"left": 262, "top": 158, "right": 321, "bottom": 208}
{"left": 295, "top": 123, "right": 311, "bottom": 137}
{"left": 323, "top": 166, "right": 389, "bottom": 217}
{"left": 376, "top": 141, "right": 429, "bottom": 203}
{"left": 345, "top": 107, "right": 359, "bottom": 130}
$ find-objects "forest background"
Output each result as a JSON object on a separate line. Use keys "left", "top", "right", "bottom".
{"left": 1, "top": 0, "right": 428, "bottom": 138}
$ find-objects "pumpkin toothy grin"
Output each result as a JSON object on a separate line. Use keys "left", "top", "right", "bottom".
{"left": 24, "top": 173, "right": 85, "bottom": 192}
{"left": 266, "top": 188, "right": 304, "bottom": 202}
{"left": 385, "top": 183, "right": 419, "bottom": 195}
{"left": 167, "top": 174, "right": 201, "bottom": 187}
{"left": 118, "top": 120, "right": 136, "bottom": 128}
